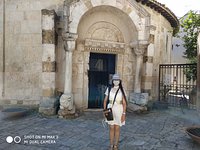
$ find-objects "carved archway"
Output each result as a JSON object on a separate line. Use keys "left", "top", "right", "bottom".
{"left": 86, "top": 22, "right": 124, "bottom": 42}
{"left": 64, "top": 0, "right": 151, "bottom": 109}
{"left": 84, "top": 21, "right": 125, "bottom": 54}
{"left": 68, "top": 0, "right": 150, "bottom": 41}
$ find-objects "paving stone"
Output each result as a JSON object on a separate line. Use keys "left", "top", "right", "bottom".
{"left": 0, "top": 108, "right": 200, "bottom": 149}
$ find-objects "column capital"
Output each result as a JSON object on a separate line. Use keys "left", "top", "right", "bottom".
{"left": 130, "top": 40, "right": 149, "bottom": 56}
{"left": 62, "top": 32, "right": 78, "bottom": 41}
{"left": 64, "top": 40, "right": 76, "bottom": 52}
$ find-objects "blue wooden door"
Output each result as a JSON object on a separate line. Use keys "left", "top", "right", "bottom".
{"left": 88, "top": 53, "right": 115, "bottom": 108}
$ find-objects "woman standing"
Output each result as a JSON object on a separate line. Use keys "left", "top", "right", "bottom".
{"left": 103, "top": 74, "right": 127, "bottom": 150}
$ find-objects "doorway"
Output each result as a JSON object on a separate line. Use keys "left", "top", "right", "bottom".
{"left": 88, "top": 53, "right": 116, "bottom": 108}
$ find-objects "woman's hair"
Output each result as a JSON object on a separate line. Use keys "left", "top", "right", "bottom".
{"left": 111, "top": 80, "right": 127, "bottom": 104}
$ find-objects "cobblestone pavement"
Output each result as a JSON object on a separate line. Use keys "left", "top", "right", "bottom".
{"left": 0, "top": 108, "right": 200, "bottom": 150}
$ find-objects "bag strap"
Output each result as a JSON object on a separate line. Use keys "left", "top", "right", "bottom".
{"left": 106, "top": 86, "right": 111, "bottom": 109}
{"left": 112, "top": 88, "right": 120, "bottom": 107}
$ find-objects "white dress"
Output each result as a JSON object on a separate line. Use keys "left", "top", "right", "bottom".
{"left": 105, "top": 87, "right": 125, "bottom": 127}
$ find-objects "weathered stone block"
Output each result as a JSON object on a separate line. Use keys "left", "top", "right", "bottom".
{"left": 21, "top": 20, "right": 41, "bottom": 33}
{"left": 39, "top": 107, "right": 56, "bottom": 116}
{"left": 42, "top": 88, "right": 55, "bottom": 97}
{"left": 58, "top": 107, "right": 76, "bottom": 116}
{"left": 42, "top": 30, "right": 55, "bottom": 44}
{"left": 129, "top": 93, "right": 149, "bottom": 106}
{"left": 143, "top": 56, "right": 153, "bottom": 63}
{"left": 23, "top": 100, "right": 40, "bottom": 106}
{"left": 8, "top": 11, "right": 24, "bottom": 21}
{"left": 83, "top": 0, "right": 93, "bottom": 9}
{"left": 42, "top": 44, "right": 56, "bottom": 61}
{"left": 40, "top": 98, "right": 58, "bottom": 108}
{"left": 42, "top": 61, "right": 56, "bottom": 72}
{"left": 17, "top": 34, "right": 42, "bottom": 46}
{"left": 24, "top": 11, "right": 41, "bottom": 20}
{"left": 149, "top": 34, "right": 155, "bottom": 44}
{"left": 127, "top": 103, "right": 147, "bottom": 113}
{"left": 0, "top": 100, "right": 11, "bottom": 105}
{"left": 91, "top": 0, "right": 101, "bottom": 6}
{"left": 17, "top": 100, "right": 23, "bottom": 105}
{"left": 42, "top": 73, "right": 55, "bottom": 89}
{"left": 0, "top": 21, "right": 3, "bottom": 33}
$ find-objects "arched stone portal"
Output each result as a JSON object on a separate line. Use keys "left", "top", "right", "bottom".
{"left": 61, "top": 0, "right": 150, "bottom": 110}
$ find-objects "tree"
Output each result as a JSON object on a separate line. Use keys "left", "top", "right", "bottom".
{"left": 180, "top": 11, "right": 200, "bottom": 81}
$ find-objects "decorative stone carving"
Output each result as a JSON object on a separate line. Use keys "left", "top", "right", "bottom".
{"left": 59, "top": 94, "right": 73, "bottom": 110}
{"left": 129, "top": 93, "right": 149, "bottom": 106}
{"left": 58, "top": 94, "right": 76, "bottom": 118}
{"left": 42, "top": 61, "right": 56, "bottom": 72}
{"left": 130, "top": 40, "right": 149, "bottom": 93}
{"left": 85, "top": 39, "right": 125, "bottom": 54}
{"left": 130, "top": 40, "right": 149, "bottom": 56}
{"left": 87, "top": 22, "right": 124, "bottom": 43}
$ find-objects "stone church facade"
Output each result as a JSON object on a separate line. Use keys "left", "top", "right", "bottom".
{"left": 0, "top": 0, "right": 179, "bottom": 115}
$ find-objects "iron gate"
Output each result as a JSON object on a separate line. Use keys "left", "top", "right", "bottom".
{"left": 159, "top": 63, "right": 197, "bottom": 109}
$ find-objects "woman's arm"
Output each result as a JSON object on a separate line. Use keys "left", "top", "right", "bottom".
{"left": 122, "top": 96, "right": 127, "bottom": 113}
{"left": 121, "top": 96, "right": 127, "bottom": 122}
{"left": 103, "top": 95, "right": 108, "bottom": 110}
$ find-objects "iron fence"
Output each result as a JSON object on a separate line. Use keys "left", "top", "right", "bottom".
{"left": 159, "top": 63, "right": 197, "bottom": 109}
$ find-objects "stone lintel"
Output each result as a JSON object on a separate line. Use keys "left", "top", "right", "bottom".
{"left": 85, "top": 39, "right": 125, "bottom": 54}
{"left": 42, "top": 61, "right": 56, "bottom": 72}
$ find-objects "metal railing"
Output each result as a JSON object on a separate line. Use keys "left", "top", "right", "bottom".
{"left": 159, "top": 63, "right": 197, "bottom": 109}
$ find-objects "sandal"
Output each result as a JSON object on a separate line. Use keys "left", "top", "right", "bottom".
{"left": 113, "top": 145, "right": 118, "bottom": 150}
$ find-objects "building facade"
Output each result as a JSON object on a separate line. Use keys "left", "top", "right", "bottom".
{"left": 0, "top": 0, "right": 179, "bottom": 115}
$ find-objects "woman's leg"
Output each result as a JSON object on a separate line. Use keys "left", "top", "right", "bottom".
{"left": 109, "top": 125, "right": 115, "bottom": 147}
{"left": 114, "top": 125, "right": 120, "bottom": 146}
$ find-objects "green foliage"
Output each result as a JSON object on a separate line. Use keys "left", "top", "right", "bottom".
{"left": 179, "top": 11, "right": 200, "bottom": 81}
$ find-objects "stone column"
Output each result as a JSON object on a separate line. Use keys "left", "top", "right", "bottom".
{"left": 142, "top": 26, "right": 156, "bottom": 99}
{"left": 58, "top": 1, "right": 77, "bottom": 118}
{"left": 130, "top": 41, "right": 149, "bottom": 93}
{"left": 129, "top": 41, "right": 149, "bottom": 109}
{"left": 39, "top": 9, "right": 58, "bottom": 115}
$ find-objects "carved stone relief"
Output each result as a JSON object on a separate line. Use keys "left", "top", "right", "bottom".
{"left": 86, "top": 22, "right": 124, "bottom": 42}
{"left": 84, "top": 22, "right": 125, "bottom": 53}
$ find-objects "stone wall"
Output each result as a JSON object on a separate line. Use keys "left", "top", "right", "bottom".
{"left": 141, "top": 4, "right": 173, "bottom": 100}
{"left": 0, "top": 0, "right": 175, "bottom": 109}
{"left": 0, "top": 0, "right": 63, "bottom": 107}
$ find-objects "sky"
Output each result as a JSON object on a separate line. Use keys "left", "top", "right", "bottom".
{"left": 156, "top": 0, "right": 200, "bottom": 18}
